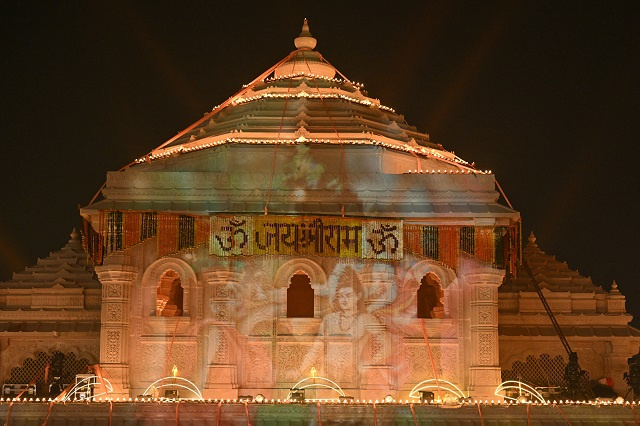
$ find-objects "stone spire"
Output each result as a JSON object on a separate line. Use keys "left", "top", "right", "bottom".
{"left": 294, "top": 18, "right": 317, "bottom": 50}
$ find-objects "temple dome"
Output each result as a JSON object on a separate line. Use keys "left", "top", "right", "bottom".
{"left": 135, "top": 20, "right": 477, "bottom": 175}
{"left": 274, "top": 20, "right": 335, "bottom": 78}
{"left": 83, "top": 20, "right": 510, "bottom": 220}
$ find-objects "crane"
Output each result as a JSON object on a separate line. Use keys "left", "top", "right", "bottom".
{"left": 521, "top": 257, "right": 593, "bottom": 400}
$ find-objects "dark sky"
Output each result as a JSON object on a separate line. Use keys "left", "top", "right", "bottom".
{"left": 1, "top": 1, "right": 639, "bottom": 321}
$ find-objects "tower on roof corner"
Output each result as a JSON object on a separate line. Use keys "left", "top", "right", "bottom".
{"left": 294, "top": 18, "right": 317, "bottom": 50}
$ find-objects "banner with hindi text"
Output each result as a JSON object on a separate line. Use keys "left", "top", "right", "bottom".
{"left": 210, "top": 215, "right": 402, "bottom": 260}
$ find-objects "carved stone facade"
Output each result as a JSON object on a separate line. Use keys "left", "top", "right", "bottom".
{"left": 87, "top": 251, "right": 490, "bottom": 400}
{"left": 463, "top": 264, "right": 504, "bottom": 398}
{"left": 0, "top": 230, "right": 102, "bottom": 389}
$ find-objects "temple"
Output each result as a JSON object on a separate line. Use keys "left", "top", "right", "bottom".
{"left": 1, "top": 20, "right": 638, "bottom": 406}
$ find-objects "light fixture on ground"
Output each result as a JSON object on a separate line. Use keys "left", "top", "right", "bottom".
{"left": 419, "top": 391, "right": 434, "bottom": 402}
{"left": 289, "top": 389, "right": 305, "bottom": 402}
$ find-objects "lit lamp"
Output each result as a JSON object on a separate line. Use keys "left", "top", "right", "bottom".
{"left": 164, "top": 364, "right": 180, "bottom": 399}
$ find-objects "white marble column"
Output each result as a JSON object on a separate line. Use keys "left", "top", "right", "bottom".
{"left": 464, "top": 266, "right": 504, "bottom": 399}
{"left": 202, "top": 268, "right": 242, "bottom": 395}
{"left": 96, "top": 255, "right": 138, "bottom": 397}
{"left": 358, "top": 269, "right": 393, "bottom": 392}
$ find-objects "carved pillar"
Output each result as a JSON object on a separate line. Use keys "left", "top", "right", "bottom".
{"left": 96, "top": 256, "right": 138, "bottom": 397}
{"left": 202, "top": 268, "right": 242, "bottom": 393}
{"left": 464, "top": 266, "right": 504, "bottom": 399}
{"left": 358, "top": 269, "right": 394, "bottom": 391}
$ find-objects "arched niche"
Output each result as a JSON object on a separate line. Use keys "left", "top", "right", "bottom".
{"left": 286, "top": 273, "right": 314, "bottom": 318}
{"left": 402, "top": 260, "right": 457, "bottom": 319}
{"left": 403, "top": 260, "right": 455, "bottom": 291}
{"left": 273, "top": 258, "right": 327, "bottom": 289}
{"left": 417, "top": 272, "right": 444, "bottom": 319}
{"left": 273, "top": 259, "right": 326, "bottom": 319}
{"left": 156, "top": 270, "right": 184, "bottom": 316}
{"left": 141, "top": 258, "right": 197, "bottom": 317}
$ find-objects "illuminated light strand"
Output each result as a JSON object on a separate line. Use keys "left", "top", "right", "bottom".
{"left": 242, "top": 80, "right": 368, "bottom": 103}
{"left": 286, "top": 376, "right": 347, "bottom": 400}
{"left": 494, "top": 381, "right": 547, "bottom": 404}
{"left": 61, "top": 376, "right": 114, "bottom": 402}
{"left": 136, "top": 137, "right": 473, "bottom": 170}
{"left": 0, "top": 398, "right": 636, "bottom": 407}
{"left": 406, "top": 169, "right": 491, "bottom": 175}
{"left": 231, "top": 92, "right": 395, "bottom": 113}
{"left": 143, "top": 377, "right": 204, "bottom": 401}
{"left": 263, "top": 71, "right": 364, "bottom": 88}
{"left": 408, "top": 379, "right": 466, "bottom": 401}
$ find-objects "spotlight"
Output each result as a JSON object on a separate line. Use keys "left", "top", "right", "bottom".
{"left": 164, "top": 389, "right": 179, "bottom": 399}
{"left": 419, "top": 391, "right": 434, "bottom": 403}
{"left": 254, "top": 394, "right": 265, "bottom": 403}
{"left": 289, "top": 389, "right": 305, "bottom": 402}
{"left": 384, "top": 395, "right": 394, "bottom": 403}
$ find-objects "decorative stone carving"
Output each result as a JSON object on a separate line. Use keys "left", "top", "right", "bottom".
{"left": 137, "top": 342, "right": 197, "bottom": 382}
{"left": 107, "top": 284, "right": 123, "bottom": 298}
{"left": 248, "top": 272, "right": 273, "bottom": 336}
{"left": 106, "top": 303, "right": 123, "bottom": 322}
{"left": 478, "top": 306, "right": 492, "bottom": 325}
{"left": 214, "top": 304, "right": 230, "bottom": 322}
{"left": 367, "top": 283, "right": 387, "bottom": 301}
{"left": 105, "top": 330, "right": 121, "bottom": 363}
{"left": 327, "top": 343, "right": 354, "bottom": 384}
{"left": 243, "top": 343, "right": 272, "bottom": 385}
{"left": 216, "top": 285, "right": 231, "bottom": 299}
{"left": 361, "top": 367, "right": 389, "bottom": 386}
{"left": 478, "top": 332, "right": 493, "bottom": 365}
{"left": 478, "top": 287, "right": 492, "bottom": 300}
{"left": 402, "top": 344, "right": 458, "bottom": 385}
{"left": 276, "top": 343, "right": 322, "bottom": 383}
{"left": 213, "top": 330, "right": 229, "bottom": 364}
{"left": 370, "top": 333, "right": 385, "bottom": 365}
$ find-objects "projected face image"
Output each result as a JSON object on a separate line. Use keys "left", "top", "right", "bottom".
{"left": 335, "top": 286, "right": 355, "bottom": 312}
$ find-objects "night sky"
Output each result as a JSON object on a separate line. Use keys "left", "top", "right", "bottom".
{"left": 1, "top": 2, "right": 638, "bottom": 322}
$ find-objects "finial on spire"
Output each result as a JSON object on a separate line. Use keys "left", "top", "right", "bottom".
{"left": 528, "top": 231, "right": 537, "bottom": 245}
{"left": 611, "top": 280, "right": 620, "bottom": 293}
{"left": 70, "top": 228, "right": 79, "bottom": 240}
{"left": 294, "top": 18, "right": 317, "bottom": 50}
